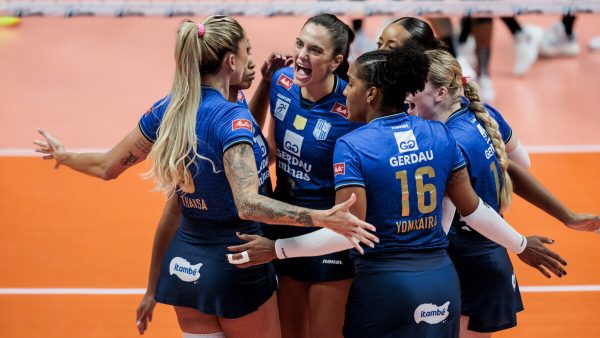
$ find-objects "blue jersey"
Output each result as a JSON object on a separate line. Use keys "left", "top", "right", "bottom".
{"left": 459, "top": 97, "right": 512, "bottom": 144}
{"left": 139, "top": 87, "right": 264, "bottom": 223}
{"left": 446, "top": 104, "right": 504, "bottom": 239}
{"left": 333, "top": 113, "right": 466, "bottom": 256}
{"left": 270, "top": 67, "right": 363, "bottom": 209}
{"left": 237, "top": 90, "right": 273, "bottom": 197}
{"left": 484, "top": 103, "right": 512, "bottom": 144}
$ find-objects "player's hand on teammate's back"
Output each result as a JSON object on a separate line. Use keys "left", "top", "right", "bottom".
{"left": 135, "top": 294, "right": 156, "bottom": 335}
{"left": 564, "top": 212, "right": 600, "bottom": 232}
{"left": 34, "top": 128, "right": 65, "bottom": 168}
{"left": 227, "top": 233, "right": 277, "bottom": 268}
{"left": 313, "top": 193, "right": 378, "bottom": 249}
{"left": 517, "top": 236, "right": 567, "bottom": 278}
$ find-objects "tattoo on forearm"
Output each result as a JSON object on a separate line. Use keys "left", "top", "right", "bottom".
{"left": 135, "top": 139, "right": 153, "bottom": 154}
{"left": 120, "top": 152, "right": 139, "bottom": 166}
{"left": 224, "top": 144, "right": 314, "bottom": 226}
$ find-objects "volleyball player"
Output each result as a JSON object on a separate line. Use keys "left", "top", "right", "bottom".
{"left": 255, "top": 14, "right": 360, "bottom": 338}
{"left": 228, "top": 46, "right": 566, "bottom": 337}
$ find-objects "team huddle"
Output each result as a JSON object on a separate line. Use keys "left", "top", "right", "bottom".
{"left": 34, "top": 14, "right": 600, "bottom": 338}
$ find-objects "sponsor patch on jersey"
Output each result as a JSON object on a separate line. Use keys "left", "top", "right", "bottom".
{"left": 274, "top": 98, "right": 290, "bottom": 121}
{"left": 232, "top": 119, "right": 252, "bottom": 131}
{"left": 333, "top": 162, "right": 345, "bottom": 176}
{"left": 169, "top": 257, "right": 203, "bottom": 282}
{"left": 277, "top": 74, "right": 293, "bottom": 90}
{"left": 313, "top": 119, "right": 331, "bottom": 140}
{"left": 414, "top": 301, "right": 450, "bottom": 324}
{"left": 331, "top": 102, "right": 349, "bottom": 119}
{"left": 283, "top": 129, "right": 304, "bottom": 156}
{"left": 394, "top": 130, "right": 419, "bottom": 153}
{"left": 293, "top": 115, "right": 308, "bottom": 130}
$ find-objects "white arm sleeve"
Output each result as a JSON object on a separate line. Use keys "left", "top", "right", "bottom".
{"left": 274, "top": 228, "right": 355, "bottom": 259}
{"left": 507, "top": 140, "right": 530, "bottom": 169}
{"left": 442, "top": 197, "right": 456, "bottom": 234}
{"left": 461, "top": 198, "right": 528, "bottom": 254}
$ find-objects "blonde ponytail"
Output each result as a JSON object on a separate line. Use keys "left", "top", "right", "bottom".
{"left": 145, "top": 16, "right": 245, "bottom": 194}
{"left": 425, "top": 49, "right": 512, "bottom": 210}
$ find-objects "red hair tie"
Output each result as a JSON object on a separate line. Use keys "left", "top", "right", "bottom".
{"left": 461, "top": 76, "right": 471, "bottom": 86}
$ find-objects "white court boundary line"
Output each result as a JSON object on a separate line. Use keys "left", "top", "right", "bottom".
{"left": 2, "top": 145, "right": 600, "bottom": 157}
{"left": 1, "top": 285, "right": 599, "bottom": 295}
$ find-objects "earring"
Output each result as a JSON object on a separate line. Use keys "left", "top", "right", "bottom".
{"left": 367, "top": 99, "right": 372, "bottom": 104}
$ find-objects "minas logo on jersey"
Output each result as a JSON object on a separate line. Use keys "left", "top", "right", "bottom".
{"left": 333, "top": 163, "right": 345, "bottom": 176}
{"left": 169, "top": 257, "right": 203, "bottom": 282}
{"left": 414, "top": 301, "right": 450, "bottom": 324}
{"left": 394, "top": 130, "right": 419, "bottom": 153}
{"left": 277, "top": 74, "right": 293, "bottom": 90}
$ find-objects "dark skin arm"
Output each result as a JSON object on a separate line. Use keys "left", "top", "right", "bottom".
{"left": 446, "top": 168, "right": 568, "bottom": 278}
{"left": 508, "top": 160, "right": 600, "bottom": 231}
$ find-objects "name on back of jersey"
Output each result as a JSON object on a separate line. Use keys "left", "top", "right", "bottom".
{"left": 389, "top": 129, "right": 435, "bottom": 167}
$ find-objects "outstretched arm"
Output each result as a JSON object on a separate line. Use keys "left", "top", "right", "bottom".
{"left": 446, "top": 167, "right": 567, "bottom": 278}
{"left": 34, "top": 127, "right": 153, "bottom": 180}
{"left": 508, "top": 160, "right": 600, "bottom": 231}
{"left": 226, "top": 186, "right": 374, "bottom": 268}
{"left": 223, "top": 143, "right": 376, "bottom": 240}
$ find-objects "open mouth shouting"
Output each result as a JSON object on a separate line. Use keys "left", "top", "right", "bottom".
{"left": 405, "top": 99, "right": 417, "bottom": 116}
{"left": 295, "top": 62, "right": 313, "bottom": 82}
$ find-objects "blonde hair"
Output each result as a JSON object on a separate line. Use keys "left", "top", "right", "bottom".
{"left": 425, "top": 49, "right": 513, "bottom": 211}
{"left": 146, "top": 16, "right": 245, "bottom": 194}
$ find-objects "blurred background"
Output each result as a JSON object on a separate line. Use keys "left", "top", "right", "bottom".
{"left": 1, "top": 1, "right": 599, "bottom": 337}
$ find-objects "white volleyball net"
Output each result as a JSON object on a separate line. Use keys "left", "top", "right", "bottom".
{"left": 2, "top": 0, "right": 600, "bottom": 17}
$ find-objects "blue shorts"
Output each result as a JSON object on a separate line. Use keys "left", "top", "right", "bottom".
{"left": 343, "top": 250, "right": 461, "bottom": 338}
{"left": 447, "top": 233, "right": 524, "bottom": 332}
{"left": 155, "top": 218, "right": 278, "bottom": 319}
{"left": 262, "top": 224, "right": 353, "bottom": 283}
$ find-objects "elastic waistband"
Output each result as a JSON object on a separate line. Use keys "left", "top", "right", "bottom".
{"left": 353, "top": 249, "right": 451, "bottom": 273}
{"left": 179, "top": 215, "right": 260, "bottom": 241}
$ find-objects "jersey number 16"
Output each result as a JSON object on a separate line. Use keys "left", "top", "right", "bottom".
{"left": 396, "top": 166, "right": 437, "bottom": 217}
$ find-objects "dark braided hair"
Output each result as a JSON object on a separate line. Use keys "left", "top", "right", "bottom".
{"left": 354, "top": 42, "right": 429, "bottom": 113}
{"left": 305, "top": 14, "right": 354, "bottom": 81}
{"left": 391, "top": 17, "right": 447, "bottom": 51}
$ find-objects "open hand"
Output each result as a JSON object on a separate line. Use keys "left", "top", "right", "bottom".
{"left": 314, "top": 193, "right": 379, "bottom": 251}
{"left": 517, "top": 236, "right": 567, "bottom": 278}
{"left": 564, "top": 212, "right": 600, "bottom": 232}
{"left": 33, "top": 128, "right": 65, "bottom": 169}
